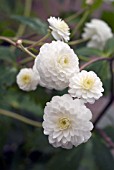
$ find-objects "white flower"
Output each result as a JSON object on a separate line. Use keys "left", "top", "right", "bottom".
{"left": 48, "top": 16, "right": 70, "bottom": 42}
{"left": 16, "top": 68, "right": 40, "bottom": 91}
{"left": 82, "top": 19, "right": 113, "bottom": 50}
{"left": 68, "top": 70, "right": 104, "bottom": 104}
{"left": 34, "top": 41, "right": 79, "bottom": 90}
{"left": 43, "top": 94, "right": 93, "bottom": 149}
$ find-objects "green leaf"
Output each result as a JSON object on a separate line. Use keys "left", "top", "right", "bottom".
{"left": 0, "top": 66, "right": 17, "bottom": 86}
{"left": 103, "top": 126, "right": 114, "bottom": 142}
{"left": 0, "top": 86, "right": 43, "bottom": 117}
{"left": 104, "top": 38, "right": 114, "bottom": 56}
{"left": 76, "top": 47, "right": 103, "bottom": 57}
{"left": 0, "top": 47, "right": 16, "bottom": 63}
{"left": 92, "top": 133, "right": 114, "bottom": 170}
{"left": 102, "top": 11, "right": 114, "bottom": 32}
{"left": 79, "top": 140, "right": 97, "bottom": 170}
{"left": 0, "top": 0, "right": 15, "bottom": 13}
{"left": 47, "top": 144, "right": 85, "bottom": 170}
{"left": 5, "top": 91, "right": 43, "bottom": 117}
{"left": 11, "top": 15, "right": 48, "bottom": 35}
{"left": 1, "top": 29, "right": 16, "bottom": 37}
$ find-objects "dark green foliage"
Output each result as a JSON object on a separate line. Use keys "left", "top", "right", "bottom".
{"left": 102, "top": 11, "right": 114, "bottom": 32}
{"left": 11, "top": 15, "right": 48, "bottom": 35}
{"left": 103, "top": 126, "right": 114, "bottom": 142}
{"left": 47, "top": 145, "right": 85, "bottom": 170}
{"left": 0, "top": 0, "right": 114, "bottom": 169}
{"left": 76, "top": 47, "right": 103, "bottom": 57}
{"left": 92, "top": 133, "right": 114, "bottom": 170}
{"left": 0, "top": 47, "right": 16, "bottom": 63}
{"left": 104, "top": 37, "right": 114, "bottom": 56}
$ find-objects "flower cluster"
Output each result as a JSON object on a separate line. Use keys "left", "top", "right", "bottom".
{"left": 16, "top": 16, "right": 106, "bottom": 149}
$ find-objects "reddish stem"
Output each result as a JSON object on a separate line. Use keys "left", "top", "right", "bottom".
{"left": 96, "top": 128, "right": 114, "bottom": 149}
{"left": 80, "top": 57, "right": 110, "bottom": 71}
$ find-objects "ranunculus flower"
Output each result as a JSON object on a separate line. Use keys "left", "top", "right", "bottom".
{"left": 48, "top": 16, "right": 70, "bottom": 42}
{"left": 68, "top": 70, "right": 104, "bottom": 104}
{"left": 43, "top": 94, "right": 93, "bottom": 149}
{"left": 16, "top": 68, "right": 39, "bottom": 91}
{"left": 33, "top": 41, "right": 79, "bottom": 90}
{"left": 82, "top": 19, "right": 113, "bottom": 50}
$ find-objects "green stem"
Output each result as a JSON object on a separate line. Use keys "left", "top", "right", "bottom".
{"left": 71, "top": 10, "right": 90, "bottom": 37}
{"left": 27, "top": 31, "right": 51, "bottom": 49}
{"left": 10, "top": 37, "right": 35, "bottom": 45}
{"left": 19, "top": 57, "right": 34, "bottom": 64}
{"left": 0, "top": 36, "right": 16, "bottom": 46}
{"left": 68, "top": 38, "right": 88, "bottom": 45}
{"left": 0, "top": 108, "right": 42, "bottom": 128}
{"left": 0, "top": 36, "right": 36, "bottom": 58}
{"left": 65, "top": 8, "right": 86, "bottom": 22}
{"left": 80, "top": 57, "right": 110, "bottom": 70}
{"left": 16, "top": 0, "right": 32, "bottom": 38}
{"left": 19, "top": 43, "right": 36, "bottom": 58}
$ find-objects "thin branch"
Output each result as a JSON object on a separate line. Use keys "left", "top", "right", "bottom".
{"left": 93, "top": 99, "right": 113, "bottom": 128}
{"left": 68, "top": 38, "right": 88, "bottom": 46}
{"left": 19, "top": 43, "right": 36, "bottom": 58}
{"left": 96, "top": 128, "right": 114, "bottom": 149}
{"left": 80, "top": 57, "right": 111, "bottom": 71}
{"left": 19, "top": 57, "right": 34, "bottom": 64}
{"left": 65, "top": 8, "right": 87, "bottom": 22}
{"left": 27, "top": 31, "right": 50, "bottom": 49}
{"left": 0, "top": 36, "right": 16, "bottom": 46}
{"left": 20, "top": 33, "right": 37, "bottom": 39}
{"left": 71, "top": 10, "right": 90, "bottom": 37}
{"left": 16, "top": 0, "right": 32, "bottom": 38}
{"left": 0, "top": 108, "right": 42, "bottom": 128}
{"left": 11, "top": 37, "right": 36, "bottom": 45}
{"left": 93, "top": 59, "right": 114, "bottom": 128}
{"left": 0, "top": 36, "right": 36, "bottom": 58}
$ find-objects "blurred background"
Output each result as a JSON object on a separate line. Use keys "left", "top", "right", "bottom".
{"left": 0, "top": 0, "right": 114, "bottom": 170}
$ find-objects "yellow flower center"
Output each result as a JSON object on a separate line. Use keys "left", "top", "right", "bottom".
{"left": 22, "top": 75, "right": 31, "bottom": 84}
{"left": 58, "top": 55, "right": 70, "bottom": 67}
{"left": 58, "top": 117, "right": 71, "bottom": 130}
{"left": 82, "top": 77, "right": 94, "bottom": 90}
{"left": 57, "top": 21, "right": 69, "bottom": 32}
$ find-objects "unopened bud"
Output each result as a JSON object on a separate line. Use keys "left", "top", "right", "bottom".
{"left": 16, "top": 39, "right": 22, "bottom": 46}
{"left": 86, "top": 0, "right": 94, "bottom": 5}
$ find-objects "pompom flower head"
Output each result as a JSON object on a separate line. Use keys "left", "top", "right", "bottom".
{"left": 68, "top": 70, "right": 104, "bottom": 104}
{"left": 48, "top": 16, "right": 70, "bottom": 42}
{"left": 82, "top": 19, "right": 113, "bottom": 50}
{"left": 33, "top": 41, "right": 79, "bottom": 90}
{"left": 43, "top": 94, "right": 93, "bottom": 149}
{"left": 16, "top": 68, "right": 40, "bottom": 91}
